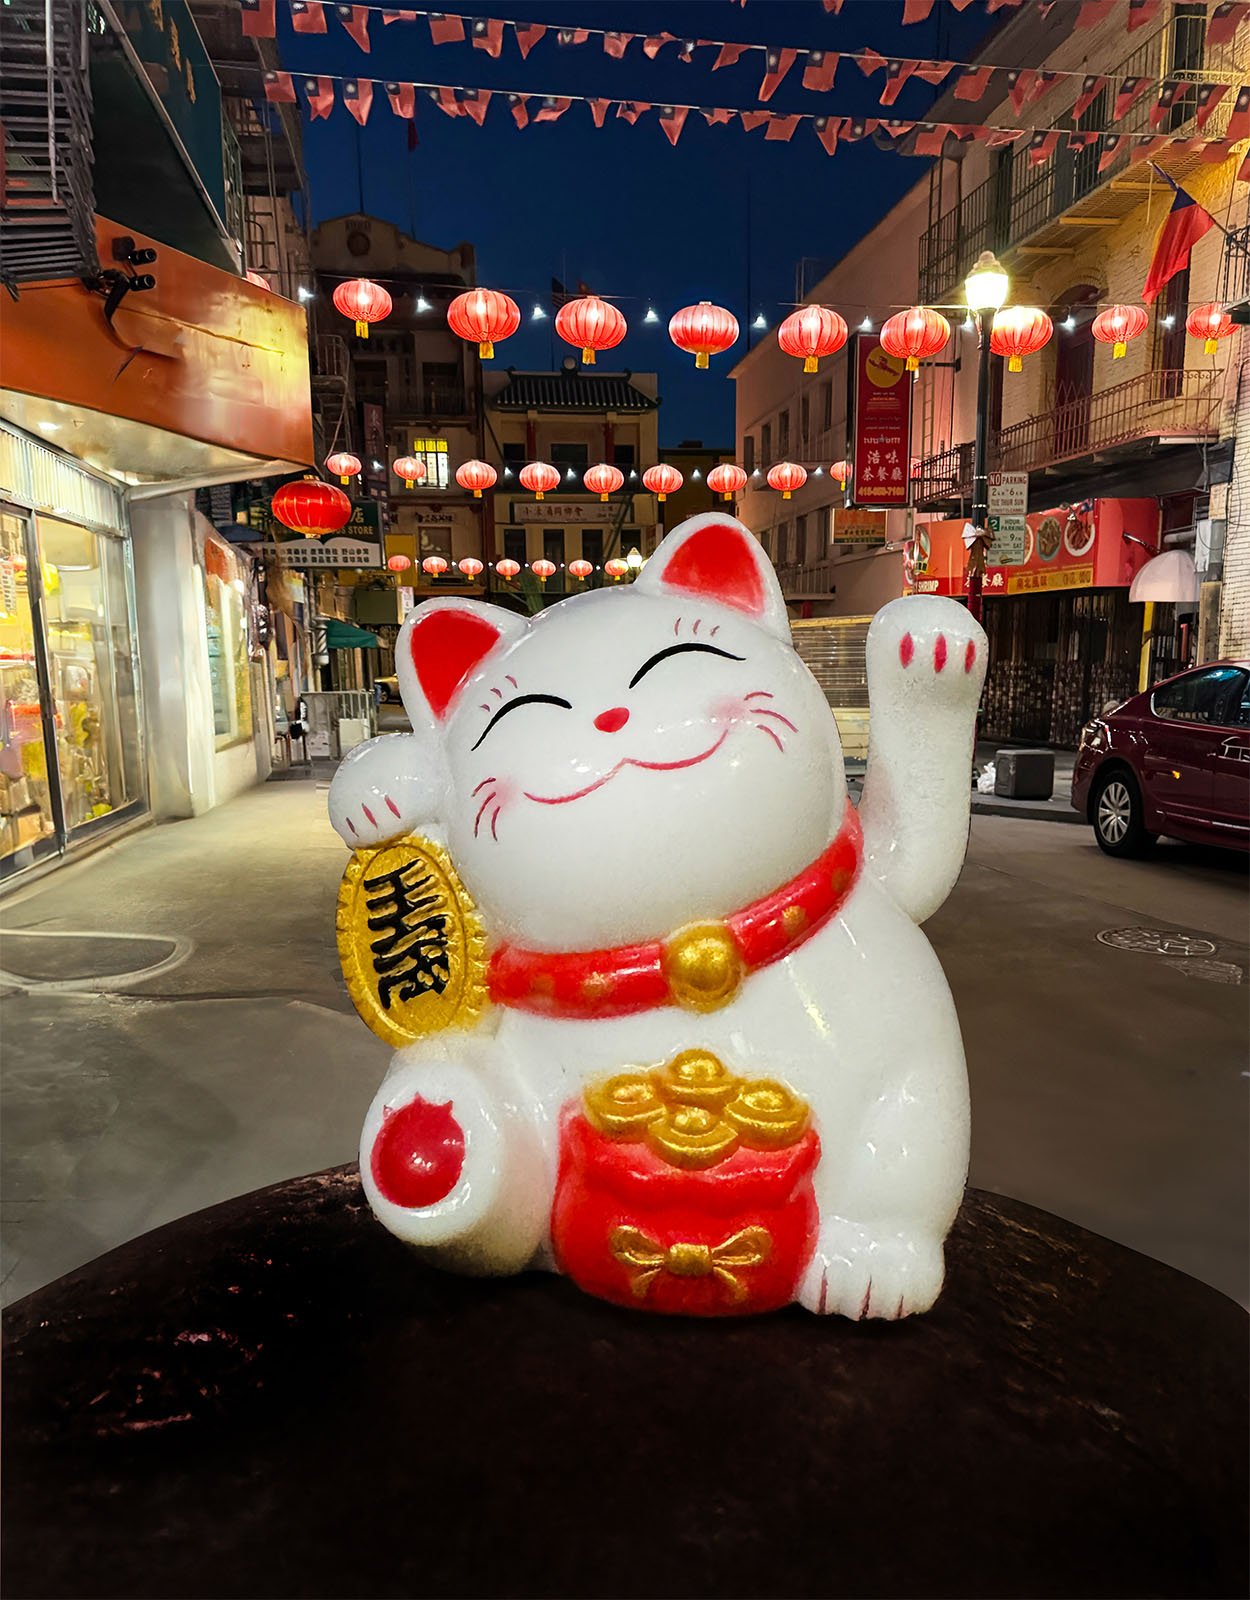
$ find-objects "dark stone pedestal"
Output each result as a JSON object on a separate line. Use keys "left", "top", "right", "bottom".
{"left": 3, "top": 1170, "right": 1246, "bottom": 1599}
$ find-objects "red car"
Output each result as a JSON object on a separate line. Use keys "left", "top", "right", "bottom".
{"left": 1071, "top": 661, "right": 1250, "bottom": 856}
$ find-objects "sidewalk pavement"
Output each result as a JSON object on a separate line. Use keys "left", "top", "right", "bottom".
{"left": 846, "top": 743, "right": 1083, "bottom": 825}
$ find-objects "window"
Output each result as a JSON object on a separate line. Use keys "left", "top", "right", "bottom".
{"left": 612, "top": 443, "right": 636, "bottom": 476}
{"left": 551, "top": 442, "right": 588, "bottom": 479}
{"left": 822, "top": 381, "right": 833, "bottom": 430}
{"left": 502, "top": 442, "right": 526, "bottom": 472}
{"left": 1151, "top": 666, "right": 1245, "bottom": 726}
{"left": 201, "top": 532, "right": 253, "bottom": 750}
{"left": 800, "top": 396, "right": 810, "bottom": 453}
{"left": 411, "top": 437, "right": 450, "bottom": 488}
{"left": 503, "top": 528, "right": 526, "bottom": 565}
{"left": 1153, "top": 266, "right": 1189, "bottom": 396}
{"left": 582, "top": 529, "right": 604, "bottom": 566}
{"left": 760, "top": 422, "right": 772, "bottom": 467}
{"left": 777, "top": 520, "right": 791, "bottom": 565}
{"left": 743, "top": 434, "right": 755, "bottom": 473}
{"left": 543, "top": 529, "right": 565, "bottom": 566}
{"left": 422, "top": 362, "right": 461, "bottom": 407}
{"left": 796, "top": 513, "right": 809, "bottom": 566}
{"left": 778, "top": 409, "right": 790, "bottom": 458}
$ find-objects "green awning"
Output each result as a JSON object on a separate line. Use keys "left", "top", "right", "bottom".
{"left": 323, "top": 619, "right": 381, "bottom": 650}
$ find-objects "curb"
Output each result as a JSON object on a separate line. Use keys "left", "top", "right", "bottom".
{"left": 972, "top": 798, "right": 1086, "bottom": 825}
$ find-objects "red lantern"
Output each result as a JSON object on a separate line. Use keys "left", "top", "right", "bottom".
{"left": 387, "top": 554, "right": 412, "bottom": 573}
{"left": 584, "top": 463, "right": 625, "bottom": 502}
{"left": 568, "top": 559, "right": 594, "bottom": 581}
{"left": 556, "top": 295, "right": 627, "bottom": 365}
{"left": 519, "top": 462, "right": 560, "bottom": 501}
{"left": 604, "top": 557, "right": 629, "bottom": 580}
{"left": 830, "top": 460, "right": 851, "bottom": 491}
{"left": 668, "top": 301, "right": 739, "bottom": 369}
{"left": 531, "top": 558, "right": 556, "bottom": 583}
{"left": 706, "top": 463, "right": 748, "bottom": 502}
{"left": 455, "top": 460, "right": 497, "bottom": 499}
{"left": 495, "top": 558, "right": 521, "bottom": 580}
{"left": 880, "top": 307, "right": 951, "bottom": 372}
{"left": 245, "top": 270, "right": 271, "bottom": 291}
{"left": 777, "top": 306, "right": 848, "bottom": 374}
{"left": 325, "top": 451, "right": 361, "bottom": 485}
{"left": 990, "top": 306, "right": 1053, "bottom": 372}
{"left": 447, "top": 288, "right": 521, "bottom": 358}
{"left": 457, "top": 557, "right": 484, "bottom": 579}
{"left": 333, "top": 277, "right": 392, "bottom": 339}
{"left": 767, "top": 462, "right": 807, "bottom": 500}
{"left": 422, "top": 556, "right": 449, "bottom": 577}
{"left": 643, "top": 464, "right": 683, "bottom": 502}
{"left": 1186, "top": 302, "right": 1235, "bottom": 355}
{"left": 271, "top": 477, "right": 352, "bottom": 538}
{"left": 393, "top": 455, "right": 427, "bottom": 489}
{"left": 1092, "top": 304, "right": 1148, "bottom": 359}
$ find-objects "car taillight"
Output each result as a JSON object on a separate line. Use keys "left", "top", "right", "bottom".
{"left": 1079, "top": 721, "right": 1105, "bottom": 753}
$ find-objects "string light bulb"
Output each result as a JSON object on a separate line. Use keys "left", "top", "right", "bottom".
{"left": 859, "top": 316, "right": 873, "bottom": 332}
{"left": 1062, "top": 313, "right": 1076, "bottom": 332}
{"left": 416, "top": 294, "right": 432, "bottom": 313}
{"left": 752, "top": 313, "right": 768, "bottom": 330}
{"left": 532, "top": 303, "right": 547, "bottom": 320}
{"left": 644, "top": 306, "right": 659, "bottom": 324}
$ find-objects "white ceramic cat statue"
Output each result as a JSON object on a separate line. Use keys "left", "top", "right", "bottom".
{"left": 329, "top": 514, "right": 986, "bottom": 1319}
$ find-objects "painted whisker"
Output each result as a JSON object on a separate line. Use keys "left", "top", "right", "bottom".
{"left": 753, "top": 708, "right": 798, "bottom": 732}
{"left": 473, "top": 793, "right": 498, "bottom": 836}
{"left": 754, "top": 724, "right": 786, "bottom": 753}
{"left": 472, "top": 777, "right": 498, "bottom": 795}
{"left": 744, "top": 690, "right": 775, "bottom": 701}
{"left": 490, "top": 806, "right": 502, "bottom": 841}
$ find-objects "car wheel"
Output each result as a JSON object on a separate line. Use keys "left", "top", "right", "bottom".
{"left": 1091, "top": 769, "right": 1156, "bottom": 858}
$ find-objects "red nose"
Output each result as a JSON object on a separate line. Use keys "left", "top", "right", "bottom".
{"left": 594, "top": 706, "right": 630, "bottom": 733}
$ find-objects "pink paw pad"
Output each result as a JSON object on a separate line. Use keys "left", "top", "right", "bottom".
{"left": 385, "top": 796, "right": 401, "bottom": 818}
{"left": 362, "top": 804, "right": 377, "bottom": 827}
{"left": 933, "top": 635, "right": 948, "bottom": 673}
{"left": 964, "top": 640, "right": 977, "bottom": 673}
{"left": 898, "top": 633, "right": 914, "bottom": 667}
{"left": 371, "top": 1096, "right": 465, "bottom": 1208}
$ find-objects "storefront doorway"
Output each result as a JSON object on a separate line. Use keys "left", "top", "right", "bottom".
{"left": 0, "top": 500, "right": 145, "bottom": 881}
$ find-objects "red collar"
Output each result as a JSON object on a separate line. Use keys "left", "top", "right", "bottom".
{"left": 488, "top": 799, "right": 862, "bottom": 1021}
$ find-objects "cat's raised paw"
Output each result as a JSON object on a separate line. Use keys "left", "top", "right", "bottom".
{"left": 797, "top": 1220, "right": 945, "bottom": 1320}
{"left": 866, "top": 596, "right": 987, "bottom": 704}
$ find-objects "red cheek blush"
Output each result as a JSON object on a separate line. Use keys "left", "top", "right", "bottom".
{"left": 709, "top": 695, "right": 746, "bottom": 725}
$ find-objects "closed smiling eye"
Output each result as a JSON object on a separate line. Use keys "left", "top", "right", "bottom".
{"left": 628, "top": 641, "right": 745, "bottom": 689}
{"left": 471, "top": 693, "right": 572, "bottom": 750}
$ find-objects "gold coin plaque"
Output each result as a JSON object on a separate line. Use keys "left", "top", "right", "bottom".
{"left": 336, "top": 835, "right": 490, "bottom": 1048}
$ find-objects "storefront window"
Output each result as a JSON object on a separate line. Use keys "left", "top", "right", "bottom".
{"left": 0, "top": 508, "right": 56, "bottom": 864}
{"left": 202, "top": 533, "right": 253, "bottom": 749}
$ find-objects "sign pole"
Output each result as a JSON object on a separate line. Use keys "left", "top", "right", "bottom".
{"left": 968, "top": 308, "right": 996, "bottom": 625}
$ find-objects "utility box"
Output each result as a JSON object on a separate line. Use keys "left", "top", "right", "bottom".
{"left": 994, "top": 748, "right": 1054, "bottom": 800}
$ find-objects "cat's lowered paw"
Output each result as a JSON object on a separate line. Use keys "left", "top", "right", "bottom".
{"left": 328, "top": 734, "right": 442, "bottom": 848}
{"left": 797, "top": 1218, "right": 945, "bottom": 1319}
{"left": 867, "top": 596, "right": 987, "bottom": 707}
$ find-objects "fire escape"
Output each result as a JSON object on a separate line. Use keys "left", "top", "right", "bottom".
{"left": 0, "top": 0, "right": 97, "bottom": 289}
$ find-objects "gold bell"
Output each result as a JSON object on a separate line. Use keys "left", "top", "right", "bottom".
{"left": 662, "top": 922, "right": 743, "bottom": 1013}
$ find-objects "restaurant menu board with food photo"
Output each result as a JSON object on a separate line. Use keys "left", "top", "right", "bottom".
{"left": 851, "top": 335, "right": 911, "bottom": 509}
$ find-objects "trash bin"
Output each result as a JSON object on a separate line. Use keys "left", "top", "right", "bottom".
{"left": 994, "top": 748, "right": 1055, "bottom": 800}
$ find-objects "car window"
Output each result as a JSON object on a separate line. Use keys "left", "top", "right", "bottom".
{"left": 1235, "top": 674, "right": 1250, "bottom": 728}
{"left": 1151, "top": 667, "right": 1245, "bottom": 727}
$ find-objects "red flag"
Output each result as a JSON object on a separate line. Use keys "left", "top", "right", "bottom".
{"left": 821, "top": 0, "right": 843, "bottom": 11}
{"left": 1150, "top": 80, "right": 1186, "bottom": 127}
{"left": 1097, "top": 135, "right": 1128, "bottom": 170}
{"left": 1239, "top": 148, "right": 1250, "bottom": 182}
{"left": 1067, "top": 130, "right": 1100, "bottom": 151}
{"left": 1073, "top": 75, "right": 1107, "bottom": 120}
{"left": 658, "top": 105, "right": 689, "bottom": 146}
{"left": 1195, "top": 82, "right": 1230, "bottom": 130}
{"left": 803, "top": 50, "right": 838, "bottom": 91}
{"left": 428, "top": 13, "right": 464, "bottom": 45}
{"left": 758, "top": 48, "right": 797, "bottom": 102}
{"left": 588, "top": 99, "right": 610, "bottom": 128}
{"left": 556, "top": 27, "right": 589, "bottom": 46}
{"left": 1228, "top": 84, "right": 1250, "bottom": 141}
{"left": 643, "top": 33, "right": 676, "bottom": 59}
{"left": 913, "top": 123, "right": 949, "bottom": 156}
{"left": 290, "top": 1, "right": 325, "bottom": 32}
{"left": 856, "top": 48, "right": 887, "bottom": 79}
{"left": 241, "top": 0, "right": 276, "bottom": 38}
{"left": 915, "top": 60, "right": 953, "bottom": 85}
{"left": 508, "top": 93, "right": 529, "bottom": 128}
{"left": 382, "top": 10, "right": 417, "bottom": 22}
{"left": 1007, "top": 70, "right": 1038, "bottom": 113}
{"left": 949, "top": 0, "right": 977, "bottom": 8}
{"left": 1076, "top": 0, "right": 1114, "bottom": 24}
{"left": 702, "top": 107, "right": 735, "bottom": 126}
{"left": 981, "top": 126, "right": 1025, "bottom": 149}
{"left": 879, "top": 60, "right": 916, "bottom": 106}
{"left": 740, "top": 111, "right": 770, "bottom": 132}
{"left": 1127, "top": 0, "right": 1162, "bottom": 28}
{"left": 343, "top": 78, "right": 372, "bottom": 123}
{"left": 1029, "top": 71, "right": 1061, "bottom": 105}
{"left": 515, "top": 23, "right": 545, "bottom": 57}
{"left": 616, "top": 101, "right": 650, "bottom": 125}
{"left": 459, "top": 88, "right": 491, "bottom": 125}
{"left": 677, "top": 38, "right": 700, "bottom": 63}
{"left": 1028, "top": 129, "right": 1060, "bottom": 165}
{"left": 765, "top": 113, "right": 800, "bottom": 142}
{"left": 471, "top": 17, "right": 504, "bottom": 56}
{"left": 902, "top": 0, "right": 935, "bottom": 20}
{"left": 303, "top": 76, "right": 334, "bottom": 119}
{"left": 336, "top": 5, "right": 370, "bottom": 51}
{"left": 1130, "top": 136, "right": 1170, "bottom": 163}
{"left": 986, "top": 0, "right": 1024, "bottom": 10}
{"left": 263, "top": 70, "right": 296, "bottom": 103}
{"left": 1207, "top": 2, "right": 1250, "bottom": 46}
{"left": 713, "top": 42, "right": 748, "bottom": 69}
{"left": 841, "top": 117, "right": 879, "bottom": 141}
{"left": 813, "top": 115, "right": 841, "bottom": 155}
{"left": 1114, "top": 77, "right": 1154, "bottom": 121}
{"left": 431, "top": 86, "right": 462, "bottom": 118}
{"left": 534, "top": 96, "right": 571, "bottom": 123}
{"left": 386, "top": 81, "right": 415, "bottom": 119}
{"left": 954, "top": 67, "right": 993, "bottom": 101}
{"left": 1142, "top": 173, "right": 1215, "bottom": 300}
{"left": 603, "top": 32, "right": 633, "bottom": 58}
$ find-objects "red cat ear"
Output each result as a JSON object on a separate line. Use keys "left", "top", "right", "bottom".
{"left": 637, "top": 514, "right": 788, "bottom": 638}
{"left": 399, "top": 600, "right": 525, "bottom": 723}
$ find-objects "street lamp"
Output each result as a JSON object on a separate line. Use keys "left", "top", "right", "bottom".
{"left": 625, "top": 546, "right": 644, "bottom": 572}
{"left": 964, "top": 250, "right": 1009, "bottom": 623}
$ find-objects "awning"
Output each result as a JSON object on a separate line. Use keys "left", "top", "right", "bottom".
{"left": 323, "top": 619, "right": 381, "bottom": 650}
{"left": 1128, "top": 549, "right": 1199, "bottom": 605}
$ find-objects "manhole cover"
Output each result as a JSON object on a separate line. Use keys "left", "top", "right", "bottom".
{"left": 1097, "top": 927, "right": 1218, "bottom": 958}
{"left": 1161, "top": 957, "right": 1245, "bottom": 986}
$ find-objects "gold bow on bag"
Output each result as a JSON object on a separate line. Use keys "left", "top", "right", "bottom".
{"left": 609, "top": 1224, "right": 772, "bottom": 1305}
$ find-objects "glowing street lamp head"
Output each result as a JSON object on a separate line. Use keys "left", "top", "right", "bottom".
{"left": 625, "top": 546, "right": 644, "bottom": 571}
{"left": 965, "top": 250, "right": 1009, "bottom": 314}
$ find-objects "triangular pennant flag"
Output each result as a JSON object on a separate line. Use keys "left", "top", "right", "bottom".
{"left": 1129, "top": 135, "right": 1169, "bottom": 164}
{"left": 588, "top": 99, "right": 610, "bottom": 128}
{"left": 382, "top": 10, "right": 417, "bottom": 22}
{"left": 1073, "top": 75, "right": 1107, "bottom": 120}
{"left": 303, "top": 76, "right": 334, "bottom": 119}
{"left": 677, "top": 39, "right": 699, "bottom": 63}
{"left": 1228, "top": 83, "right": 1250, "bottom": 140}
{"left": 643, "top": 33, "right": 677, "bottom": 59}
{"left": 880, "top": 60, "right": 917, "bottom": 106}
{"left": 515, "top": 23, "right": 545, "bottom": 58}
{"left": 241, "top": 0, "right": 276, "bottom": 38}
{"left": 758, "top": 47, "right": 797, "bottom": 102}
{"left": 1007, "top": 70, "right": 1038, "bottom": 114}
{"left": 1197, "top": 138, "right": 1233, "bottom": 162}
{"left": 821, "top": 0, "right": 843, "bottom": 10}
{"left": 713, "top": 42, "right": 749, "bottom": 69}
{"left": 508, "top": 93, "right": 529, "bottom": 128}
{"left": 813, "top": 115, "right": 841, "bottom": 154}
{"left": 556, "top": 27, "right": 589, "bottom": 47}
{"left": 336, "top": 5, "right": 370, "bottom": 51}
{"left": 765, "top": 113, "right": 801, "bottom": 142}
{"left": 430, "top": 86, "right": 462, "bottom": 117}
{"left": 914, "top": 61, "right": 953, "bottom": 85}
{"left": 534, "top": 96, "right": 572, "bottom": 123}
{"left": 343, "top": 78, "right": 373, "bottom": 123}
{"left": 1195, "top": 83, "right": 1230, "bottom": 131}
{"left": 954, "top": 67, "right": 993, "bottom": 101}
{"left": 741, "top": 111, "right": 770, "bottom": 132}
{"left": 856, "top": 48, "right": 887, "bottom": 78}
{"left": 914, "top": 123, "right": 949, "bottom": 156}
{"left": 658, "top": 105, "right": 690, "bottom": 145}
{"left": 1207, "top": 2, "right": 1250, "bottom": 46}
{"left": 603, "top": 32, "right": 633, "bottom": 58}
{"left": 1028, "top": 129, "right": 1061, "bottom": 166}
{"left": 616, "top": 101, "right": 651, "bottom": 125}
{"left": 1113, "top": 77, "right": 1154, "bottom": 121}
{"left": 386, "top": 81, "right": 415, "bottom": 119}
{"left": 1127, "top": 0, "right": 1162, "bottom": 28}
{"left": 949, "top": 0, "right": 977, "bottom": 9}
{"left": 264, "top": 70, "right": 296, "bottom": 103}
{"left": 1076, "top": 0, "right": 1114, "bottom": 24}
{"left": 1067, "top": 129, "right": 1099, "bottom": 150}
{"left": 428, "top": 12, "right": 464, "bottom": 44}
{"left": 702, "top": 107, "right": 735, "bottom": 126}
{"left": 471, "top": 17, "right": 504, "bottom": 56}
{"left": 459, "top": 87, "right": 491, "bottom": 125}
{"left": 1150, "top": 80, "right": 1186, "bottom": 127}
{"left": 1098, "top": 135, "right": 1128, "bottom": 171}
{"left": 290, "top": 0, "right": 326, "bottom": 32}
{"left": 1029, "top": 71, "right": 1061, "bottom": 105}
{"left": 981, "top": 126, "right": 1026, "bottom": 148}
{"left": 841, "top": 117, "right": 878, "bottom": 141}
{"left": 802, "top": 50, "right": 838, "bottom": 92}
{"left": 902, "top": 0, "right": 935, "bottom": 21}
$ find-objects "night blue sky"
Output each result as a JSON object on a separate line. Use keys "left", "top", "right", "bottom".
{"left": 284, "top": 0, "right": 996, "bottom": 444}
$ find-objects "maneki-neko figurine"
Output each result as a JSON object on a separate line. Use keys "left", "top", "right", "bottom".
{"left": 330, "top": 514, "right": 986, "bottom": 1320}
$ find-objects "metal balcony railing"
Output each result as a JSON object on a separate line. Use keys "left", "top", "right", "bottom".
{"left": 775, "top": 558, "right": 839, "bottom": 597}
{"left": 913, "top": 367, "right": 1220, "bottom": 504}
{"left": 918, "top": 12, "right": 1242, "bottom": 301}
{"left": 311, "top": 335, "right": 352, "bottom": 387}
{"left": 387, "top": 387, "right": 474, "bottom": 419}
